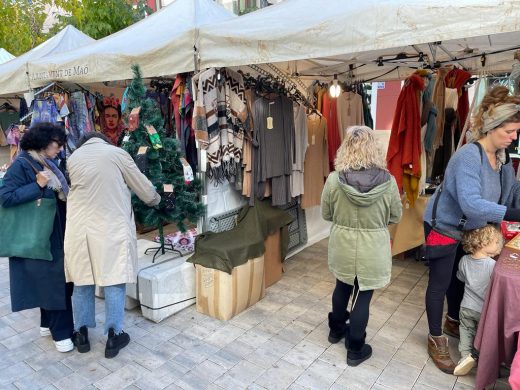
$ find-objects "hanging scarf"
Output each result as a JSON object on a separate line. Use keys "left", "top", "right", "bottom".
{"left": 28, "top": 150, "right": 69, "bottom": 201}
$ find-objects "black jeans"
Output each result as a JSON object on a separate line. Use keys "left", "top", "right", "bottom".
{"left": 331, "top": 278, "right": 374, "bottom": 342}
{"left": 424, "top": 224, "right": 465, "bottom": 336}
{"left": 40, "top": 283, "right": 74, "bottom": 341}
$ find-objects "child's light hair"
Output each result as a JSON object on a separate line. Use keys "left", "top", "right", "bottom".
{"left": 462, "top": 225, "right": 504, "bottom": 256}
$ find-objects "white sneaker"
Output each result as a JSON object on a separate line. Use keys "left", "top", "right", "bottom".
{"left": 54, "top": 338, "right": 74, "bottom": 353}
{"left": 454, "top": 354, "right": 476, "bottom": 376}
{"left": 39, "top": 327, "right": 51, "bottom": 337}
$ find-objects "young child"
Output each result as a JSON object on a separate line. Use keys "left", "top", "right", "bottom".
{"left": 454, "top": 225, "right": 503, "bottom": 376}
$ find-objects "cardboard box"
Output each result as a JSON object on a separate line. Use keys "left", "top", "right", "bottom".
{"left": 264, "top": 230, "right": 283, "bottom": 288}
{"left": 196, "top": 256, "right": 265, "bottom": 321}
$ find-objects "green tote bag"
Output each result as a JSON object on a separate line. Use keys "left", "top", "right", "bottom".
{"left": 0, "top": 161, "right": 57, "bottom": 261}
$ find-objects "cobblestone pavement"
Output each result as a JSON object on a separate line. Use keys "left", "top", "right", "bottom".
{"left": 0, "top": 239, "right": 512, "bottom": 389}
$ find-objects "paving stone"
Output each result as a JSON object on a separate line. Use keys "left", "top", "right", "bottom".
{"left": 376, "top": 359, "right": 422, "bottom": 390}
{"left": 204, "top": 324, "right": 246, "bottom": 348}
{"left": 294, "top": 358, "right": 343, "bottom": 390}
{"left": 415, "top": 359, "right": 457, "bottom": 389}
{"left": 282, "top": 340, "right": 325, "bottom": 369}
{"left": 93, "top": 362, "right": 149, "bottom": 390}
{"left": 54, "top": 373, "right": 91, "bottom": 390}
{"left": 215, "top": 359, "right": 265, "bottom": 388}
{"left": 333, "top": 363, "right": 382, "bottom": 390}
{"left": 254, "top": 358, "right": 303, "bottom": 390}
{"left": 208, "top": 348, "right": 242, "bottom": 370}
{"left": 0, "top": 361, "right": 35, "bottom": 386}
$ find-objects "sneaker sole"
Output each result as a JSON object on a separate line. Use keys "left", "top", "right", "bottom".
{"left": 347, "top": 351, "right": 372, "bottom": 367}
{"left": 40, "top": 329, "right": 51, "bottom": 337}
{"left": 105, "top": 338, "right": 130, "bottom": 359}
{"left": 454, "top": 359, "right": 475, "bottom": 376}
{"left": 55, "top": 343, "right": 74, "bottom": 353}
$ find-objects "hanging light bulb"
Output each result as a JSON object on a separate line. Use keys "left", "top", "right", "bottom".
{"left": 329, "top": 74, "right": 341, "bottom": 98}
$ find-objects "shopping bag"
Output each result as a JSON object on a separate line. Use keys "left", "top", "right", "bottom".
{"left": 0, "top": 195, "right": 56, "bottom": 261}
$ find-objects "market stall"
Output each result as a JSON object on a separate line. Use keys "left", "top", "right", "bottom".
{"left": 6, "top": 1, "right": 520, "bottom": 323}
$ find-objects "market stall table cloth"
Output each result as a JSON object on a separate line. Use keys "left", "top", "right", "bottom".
{"left": 474, "top": 247, "right": 520, "bottom": 389}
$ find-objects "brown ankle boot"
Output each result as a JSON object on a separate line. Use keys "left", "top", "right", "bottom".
{"left": 428, "top": 334, "right": 456, "bottom": 374}
{"left": 443, "top": 315, "right": 460, "bottom": 339}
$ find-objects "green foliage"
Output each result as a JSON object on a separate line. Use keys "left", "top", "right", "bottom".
{"left": 53, "top": 0, "right": 152, "bottom": 40}
{"left": 123, "top": 64, "right": 205, "bottom": 235}
{"left": 0, "top": 0, "right": 151, "bottom": 56}
{"left": 0, "top": 0, "right": 56, "bottom": 56}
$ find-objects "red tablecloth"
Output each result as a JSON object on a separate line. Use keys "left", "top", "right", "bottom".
{"left": 475, "top": 247, "right": 520, "bottom": 389}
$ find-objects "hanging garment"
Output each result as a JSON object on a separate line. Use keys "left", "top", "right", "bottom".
{"left": 386, "top": 74, "right": 425, "bottom": 206}
{"left": 242, "top": 89, "right": 256, "bottom": 199}
{"left": 253, "top": 95, "right": 295, "bottom": 206}
{"left": 360, "top": 86, "right": 374, "bottom": 129}
{"left": 322, "top": 91, "right": 341, "bottom": 172}
{"left": 30, "top": 97, "right": 61, "bottom": 127}
{"left": 291, "top": 102, "right": 308, "bottom": 197}
{"left": 301, "top": 114, "right": 329, "bottom": 209}
{"left": 0, "top": 111, "right": 19, "bottom": 146}
{"left": 193, "top": 68, "right": 247, "bottom": 183}
{"left": 445, "top": 68, "right": 472, "bottom": 132}
{"left": 68, "top": 91, "right": 94, "bottom": 150}
{"left": 431, "top": 67, "right": 451, "bottom": 151}
{"left": 336, "top": 91, "right": 364, "bottom": 141}
{"left": 430, "top": 108, "right": 461, "bottom": 181}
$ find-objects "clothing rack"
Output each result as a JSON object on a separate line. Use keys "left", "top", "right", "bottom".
{"left": 244, "top": 65, "right": 311, "bottom": 108}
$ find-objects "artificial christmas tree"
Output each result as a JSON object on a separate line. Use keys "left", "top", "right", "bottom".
{"left": 122, "top": 64, "right": 205, "bottom": 257}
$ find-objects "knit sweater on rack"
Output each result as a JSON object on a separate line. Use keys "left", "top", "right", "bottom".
{"left": 424, "top": 143, "right": 520, "bottom": 240}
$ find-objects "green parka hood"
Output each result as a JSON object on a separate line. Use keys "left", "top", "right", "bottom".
{"left": 338, "top": 168, "right": 392, "bottom": 207}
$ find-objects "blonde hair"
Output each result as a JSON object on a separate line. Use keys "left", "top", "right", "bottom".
{"left": 471, "top": 86, "right": 520, "bottom": 140}
{"left": 334, "top": 126, "right": 386, "bottom": 171}
{"left": 462, "top": 225, "right": 503, "bottom": 255}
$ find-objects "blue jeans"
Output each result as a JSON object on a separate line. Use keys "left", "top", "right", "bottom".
{"left": 72, "top": 284, "right": 126, "bottom": 334}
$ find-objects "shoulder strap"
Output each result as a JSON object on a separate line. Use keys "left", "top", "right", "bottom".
{"left": 20, "top": 157, "right": 41, "bottom": 175}
{"left": 431, "top": 142, "right": 482, "bottom": 231}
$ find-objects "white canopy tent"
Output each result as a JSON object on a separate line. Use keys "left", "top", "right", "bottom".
{"left": 199, "top": 0, "right": 520, "bottom": 82}
{"left": 0, "top": 26, "right": 94, "bottom": 96}
{"left": 27, "top": 0, "right": 235, "bottom": 87}
{"left": 0, "top": 49, "right": 15, "bottom": 65}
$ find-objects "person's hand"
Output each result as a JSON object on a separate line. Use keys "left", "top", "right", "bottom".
{"left": 36, "top": 171, "right": 50, "bottom": 188}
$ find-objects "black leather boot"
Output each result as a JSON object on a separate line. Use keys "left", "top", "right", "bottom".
{"left": 72, "top": 326, "right": 90, "bottom": 353}
{"left": 105, "top": 328, "right": 130, "bottom": 359}
{"left": 347, "top": 338, "right": 372, "bottom": 367}
{"left": 328, "top": 311, "right": 350, "bottom": 344}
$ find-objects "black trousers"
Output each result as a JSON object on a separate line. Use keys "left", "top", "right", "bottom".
{"left": 424, "top": 224, "right": 465, "bottom": 336}
{"left": 331, "top": 278, "right": 374, "bottom": 342}
{"left": 40, "top": 283, "right": 74, "bottom": 341}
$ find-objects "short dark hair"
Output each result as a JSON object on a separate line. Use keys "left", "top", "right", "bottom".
{"left": 20, "top": 122, "right": 67, "bottom": 151}
{"left": 77, "top": 132, "right": 111, "bottom": 148}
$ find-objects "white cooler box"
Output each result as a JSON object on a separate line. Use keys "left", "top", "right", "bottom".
{"left": 138, "top": 255, "right": 196, "bottom": 323}
{"left": 96, "top": 239, "right": 196, "bottom": 322}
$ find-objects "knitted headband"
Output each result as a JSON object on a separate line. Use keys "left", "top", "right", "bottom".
{"left": 482, "top": 103, "right": 520, "bottom": 134}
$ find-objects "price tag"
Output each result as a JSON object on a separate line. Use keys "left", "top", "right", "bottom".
{"left": 267, "top": 116, "right": 274, "bottom": 129}
{"left": 137, "top": 146, "right": 148, "bottom": 155}
{"left": 180, "top": 157, "right": 194, "bottom": 184}
{"left": 123, "top": 134, "right": 130, "bottom": 143}
{"left": 163, "top": 184, "right": 174, "bottom": 193}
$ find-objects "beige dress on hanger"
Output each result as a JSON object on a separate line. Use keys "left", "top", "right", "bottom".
{"left": 301, "top": 114, "right": 329, "bottom": 209}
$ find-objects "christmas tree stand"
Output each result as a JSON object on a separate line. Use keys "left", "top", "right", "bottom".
{"left": 144, "top": 224, "right": 182, "bottom": 262}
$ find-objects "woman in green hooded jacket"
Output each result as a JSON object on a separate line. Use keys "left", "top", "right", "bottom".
{"left": 321, "top": 125, "right": 402, "bottom": 367}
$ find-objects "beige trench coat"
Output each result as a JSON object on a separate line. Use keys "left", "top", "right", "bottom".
{"left": 64, "top": 138, "right": 160, "bottom": 286}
